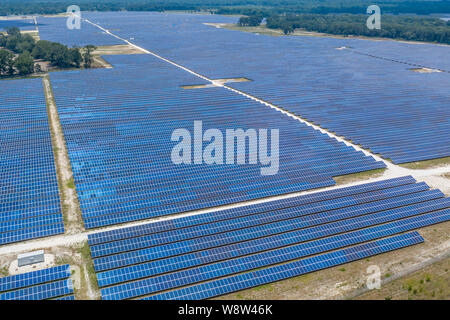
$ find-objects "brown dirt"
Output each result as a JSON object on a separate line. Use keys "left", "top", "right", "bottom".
{"left": 355, "top": 255, "right": 449, "bottom": 300}
{"left": 43, "top": 76, "right": 84, "bottom": 233}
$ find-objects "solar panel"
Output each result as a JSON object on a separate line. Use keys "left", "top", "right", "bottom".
{"left": 0, "top": 265, "right": 71, "bottom": 293}
{"left": 90, "top": 182, "right": 433, "bottom": 259}
{"left": 88, "top": 176, "right": 417, "bottom": 245}
{"left": 92, "top": 189, "right": 445, "bottom": 272}
{"left": 0, "top": 79, "right": 64, "bottom": 245}
{"left": 142, "top": 231, "right": 424, "bottom": 300}
{"left": 86, "top": 177, "right": 449, "bottom": 300}
{"left": 51, "top": 54, "right": 384, "bottom": 229}
{"left": 52, "top": 295, "right": 75, "bottom": 301}
{"left": 37, "top": 17, "right": 122, "bottom": 47}
{"left": 82, "top": 11, "right": 450, "bottom": 164}
{"left": 96, "top": 206, "right": 450, "bottom": 290}
{"left": 0, "top": 265, "right": 74, "bottom": 301}
{"left": 0, "top": 19, "right": 36, "bottom": 31}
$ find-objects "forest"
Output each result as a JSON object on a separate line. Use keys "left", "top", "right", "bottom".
{"left": 0, "top": 27, "right": 96, "bottom": 76}
{"left": 260, "top": 14, "right": 450, "bottom": 44}
{"left": 0, "top": 0, "right": 449, "bottom": 16}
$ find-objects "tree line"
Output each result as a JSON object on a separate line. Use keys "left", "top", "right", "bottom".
{"left": 1, "top": 0, "right": 450, "bottom": 16}
{"left": 0, "top": 27, "right": 96, "bottom": 76}
{"left": 238, "top": 14, "right": 263, "bottom": 27}
{"left": 238, "top": 13, "right": 450, "bottom": 44}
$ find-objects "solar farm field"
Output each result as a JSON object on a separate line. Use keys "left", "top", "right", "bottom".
{"left": 83, "top": 12, "right": 450, "bottom": 164}
{"left": 50, "top": 54, "right": 384, "bottom": 229}
{"left": 0, "top": 79, "right": 64, "bottom": 245}
{"left": 37, "top": 16, "right": 123, "bottom": 47}
{"left": 0, "top": 264, "right": 74, "bottom": 300}
{"left": 87, "top": 176, "right": 450, "bottom": 300}
{"left": 0, "top": 10, "right": 449, "bottom": 303}
{"left": 0, "top": 19, "right": 36, "bottom": 31}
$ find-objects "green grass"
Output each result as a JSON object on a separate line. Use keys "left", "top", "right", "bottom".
{"left": 66, "top": 178, "right": 75, "bottom": 189}
{"left": 0, "top": 266, "right": 9, "bottom": 277}
{"left": 77, "top": 241, "right": 99, "bottom": 292}
{"left": 399, "top": 156, "right": 450, "bottom": 169}
{"left": 333, "top": 168, "right": 387, "bottom": 185}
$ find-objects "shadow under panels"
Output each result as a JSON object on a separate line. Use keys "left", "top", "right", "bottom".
{"left": 86, "top": 176, "right": 449, "bottom": 300}
{"left": 50, "top": 54, "right": 385, "bottom": 229}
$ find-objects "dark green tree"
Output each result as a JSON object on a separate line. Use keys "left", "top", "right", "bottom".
{"left": 83, "top": 45, "right": 97, "bottom": 68}
{"left": 14, "top": 52, "right": 35, "bottom": 75}
{"left": 32, "top": 40, "right": 53, "bottom": 60}
{"left": 0, "top": 34, "right": 7, "bottom": 47}
{"left": 6, "top": 27, "right": 20, "bottom": 37}
{"left": 16, "top": 34, "right": 35, "bottom": 53}
{"left": 0, "top": 49, "right": 14, "bottom": 75}
{"left": 69, "top": 47, "right": 82, "bottom": 68}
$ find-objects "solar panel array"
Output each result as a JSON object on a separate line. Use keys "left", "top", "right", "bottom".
{"left": 0, "top": 79, "right": 64, "bottom": 245}
{"left": 83, "top": 11, "right": 450, "bottom": 164}
{"left": 50, "top": 54, "right": 384, "bottom": 228}
{"left": 144, "top": 231, "right": 424, "bottom": 300}
{"left": 0, "top": 264, "right": 74, "bottom": 300}
{"left": 37, "top": 16, "right": 122, "bottom": 47}
{"left": 87, "top": 176, "right": 450, "bottom": 300}
{"left": 0, "top": 19, "right": 36, "bottom": 31}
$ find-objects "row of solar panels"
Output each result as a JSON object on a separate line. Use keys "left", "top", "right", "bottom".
{"left": 0, "top": 79, "right": 64, "bottom": 245}
{"left": 87, "top": 176, "right": 450, "bottom": 299}
{"left": 0, "top": 265, "right": 74, "bottom": 300}
{"left": 67, "top": 11, "right": 449, "bottom": 165}
{"left": 50, "top": 54, "right": 385, "bottom": 229}
{"left": 0, "top": 19, "right": 36, "bottom": 31}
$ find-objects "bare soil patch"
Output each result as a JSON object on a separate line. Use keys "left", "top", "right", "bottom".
{"left": 410, "top": 67, "right": 443, "bottom": 73}
{"left": 43, "top": 76, "right": 84, "bottom": 234}
{"left": 93, "top": 44, "right": 146, "bottom": 55}
{"left": 333, "top": 168, "right": 387, "bottom": 185}
{"left": 355, "top": 255, "right": 449, "bottom": 300}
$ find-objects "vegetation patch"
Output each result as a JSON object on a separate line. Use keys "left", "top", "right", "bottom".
{"left": 232, "top": 12, "right": 450, "bottom": 44}
{"left": 0, "top": 27, "right": 96, "bottom": 77}
{"left": 399, "top": 156, "right": 450, "bottom": 169}
{"left": 66, "top": 178, "right": 75, "bottom": 189}
{"left": 333, "top": 168, "right": 386, "bottom": 185}
{"left": 356, "top": 255, "right": 450, "bottom": 300}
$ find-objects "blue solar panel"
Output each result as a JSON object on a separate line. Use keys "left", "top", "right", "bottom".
{"left": 92, "top": 189, "right": 445, "bottom": 272}
{"left": 37, "top": 17, "right": 122, "bottom": 47}
{"left": 52, "top": 295, "right": 75, "bottom": 301}
{"left": 0, "top": 265, "right": 73, "bottom": 301}
{"left": 51, "top": 54, "right": 384, "bottom": 229}
{"left": 86, "top": 178, "right": 449, "bottom": 299}
{"left": 0, "top": 79, "right": 64, "bottom": 245}
{"left": 142, "top": 231, "right": 424, "bottom": 300}
{"left": 88, "top": 176, "right": 417, "bottom": 245}
{"left": 0, "top": 19, "right": 36, "bottom": 31}
{"left": 101, "top": 209, "right": 448, "bottom": 299}
{"left": 0, "top": 279, "right": 73, "bottom": 300}
{"left": 0, "top": 265, "right": 71, "bottom": 293}
{"left": 81, "top": 11, "right": 450, "bottom": 164}
{"left": 90, "top": 181, "right": 432, "bottom": 258}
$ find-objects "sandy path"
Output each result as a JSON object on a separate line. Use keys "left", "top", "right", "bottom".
{"left": 43, "top": 76, "right": 84, "bottom": 233}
